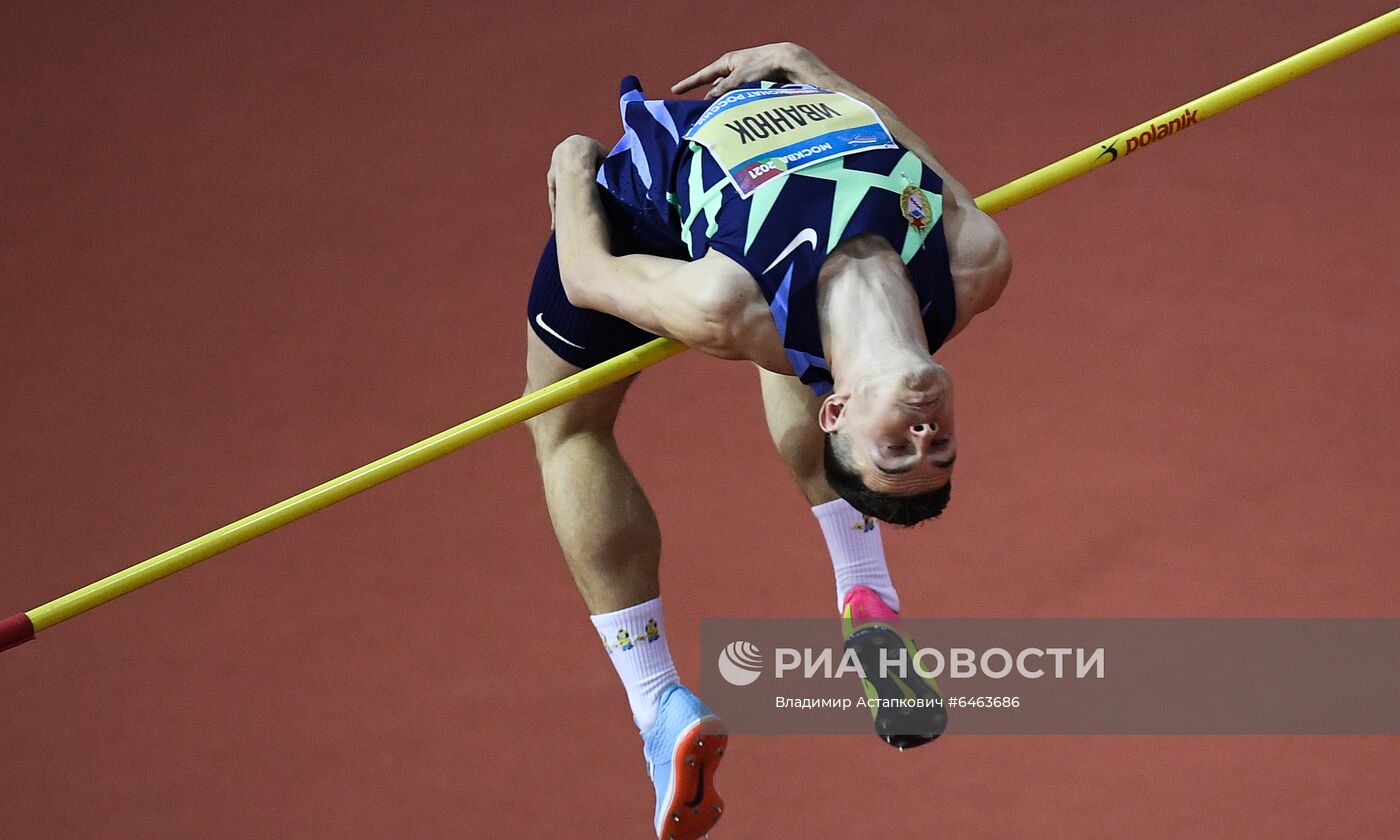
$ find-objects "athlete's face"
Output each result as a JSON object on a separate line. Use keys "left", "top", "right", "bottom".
{"left": 820, "top": 362, "right": 957, "bottom": 494}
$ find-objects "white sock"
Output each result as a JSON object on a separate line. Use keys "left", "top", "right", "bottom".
{"left": 812, "top": 498, "right": 900, "bottom": 613}
{"left": 590, "top": 597, "right": 679, "bottom": 732}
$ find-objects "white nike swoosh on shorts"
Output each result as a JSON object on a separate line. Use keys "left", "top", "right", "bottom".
{"left": 763, "top": 227, "right": 819, "bottom": 274}
{"left": 534, "top": 312, "right": 585, "bottom": 349}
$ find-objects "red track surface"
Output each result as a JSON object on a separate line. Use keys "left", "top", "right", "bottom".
{"left": 3, "top": 2, "right": 1399, "bottom": 837}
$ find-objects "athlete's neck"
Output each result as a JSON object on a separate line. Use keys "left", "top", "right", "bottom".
{"left": 817, "top": 256, "right": 937, "bottom": 395}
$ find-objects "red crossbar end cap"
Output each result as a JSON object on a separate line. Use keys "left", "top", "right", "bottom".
{"left": 0, "top": 613, "right": 35, "bottom": 653}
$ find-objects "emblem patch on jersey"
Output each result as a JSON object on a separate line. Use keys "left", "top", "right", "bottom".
{"left": 901, "top": 185, "right": 932, "bottom": 231}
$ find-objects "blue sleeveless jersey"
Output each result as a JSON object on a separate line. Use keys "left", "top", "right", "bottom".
{"left": 596, "top": 76, "right": 956, "bottom": 394}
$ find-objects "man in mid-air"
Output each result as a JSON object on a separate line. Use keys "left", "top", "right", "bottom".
{"left": 525, "top": 43, "right": 1011, "bottom": 838}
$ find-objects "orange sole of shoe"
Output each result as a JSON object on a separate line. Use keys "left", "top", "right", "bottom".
{"left": 656, "top": 717, "right": 728, "bottom": 840}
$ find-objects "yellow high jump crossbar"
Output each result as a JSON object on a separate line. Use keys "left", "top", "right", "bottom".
{"left": 3, "top": 9, "right": 1398, "bottom": 653}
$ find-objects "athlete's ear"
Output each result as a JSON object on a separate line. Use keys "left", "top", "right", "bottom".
{"left": 818, "top": 394, "right": 847, "bottom": 433}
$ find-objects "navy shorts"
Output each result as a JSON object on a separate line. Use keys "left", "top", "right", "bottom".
{"left": 526, "top": 189, "right": 686, "bottom": 369}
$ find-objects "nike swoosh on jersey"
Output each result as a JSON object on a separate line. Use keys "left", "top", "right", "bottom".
{"left": 534, "top": 312, "right": 585, "bottom": 349}
{"left": 763, "top": 227, "right": 819, "bottom": 274}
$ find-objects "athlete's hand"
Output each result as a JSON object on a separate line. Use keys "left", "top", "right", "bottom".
{"left": 547, "top": 134, "right": 605, "bottom": 229}
{"left": 671, "top": 42, "right": 830, "bottom": 99}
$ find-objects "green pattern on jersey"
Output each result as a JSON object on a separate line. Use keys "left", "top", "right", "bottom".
{"left": 797, "top": 150, "right": 939, "bottom": 261}
{"left": 681, "top": 147, "right": 941, "bottom": 265}
{"left": 680, "top": 141, "right": 724, "bottom": 254}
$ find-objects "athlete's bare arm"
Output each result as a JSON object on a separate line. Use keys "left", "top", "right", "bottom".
{"left": 547, "top": 135, "right": 792, "bottom": 372}
{"left": 673, "top": 43, "right": 1012, "bottom": 338}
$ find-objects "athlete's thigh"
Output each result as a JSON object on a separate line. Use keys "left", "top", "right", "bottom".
{"left": 522, "top": 227, "right": 657, "bottom": 436}
{"left": 524, "top": 325, "right": 635, "bottom": 438}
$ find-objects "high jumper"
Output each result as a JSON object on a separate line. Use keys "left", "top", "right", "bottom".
{"left": 530, "top": 42, "right": 1006, "bottom": 839}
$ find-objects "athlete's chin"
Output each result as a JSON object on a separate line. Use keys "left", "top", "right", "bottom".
{"left": 901, "top": 360, "right": 950, "bottom": 397}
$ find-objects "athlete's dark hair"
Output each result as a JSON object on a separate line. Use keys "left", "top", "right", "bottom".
{"left": 823, "top": 433, "right": 951, "bottom": 526}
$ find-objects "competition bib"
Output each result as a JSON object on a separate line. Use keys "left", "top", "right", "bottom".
{"left": 684, "top": 86, "right": 897, "bottom": 198}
